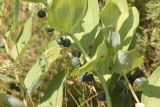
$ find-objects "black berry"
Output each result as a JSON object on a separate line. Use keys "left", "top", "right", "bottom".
{"left": 62, "top": 39, "right": 71, "bottom": 47}
{"left": 37, "top": 10, "right": 46, "bottom": 18}
{"left": 56, "top": 37, "right": 64, "bottom": 45}
{"left": 81, "top": 73, "right": 94, "bottom": 82}
{"left": 45, "top": 25, "right": 54, "bottom": 32}
{"left": 115, "top": 80, "right": 125, "bottom": 90}
{"left": 120, "top": 92, "right": 132, "bottom": 100}
{"left": 71, "top": 57, "right": 80, "bottom": 66}
{"left": 97, "top": 92, "right": 106, "bottom": 101}
{"left": 72, "top": 50, "right": 81, "bottom": 58}
{"left": 9, "top": 83, "right": 20, "bottom": 92}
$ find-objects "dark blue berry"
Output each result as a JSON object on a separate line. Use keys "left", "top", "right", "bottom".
{"left": 9, "top": 83, "right": 20, "bottom": 92}
{"left": 115, "top": 80, "right": 125, "bottom": 90}
{"left": 82, "top": 73, "right": 94, "bottom": 82}
{"left": 71, "top": 57, "right": 80, "bottom": 66}
{"left": 38, "top": 10, "right": 46, "bottom": 18}
{"left": 119, "top": 92, "right": 132, "bottom": 100}
{"left": 62, "top": 39, "right": 71, "bottom": 47}
{"left": 97, "top": 92, "right": 106, "bottom": 101}
{"left": 56, "top": 37, "right": 64, "bottom": 45}
{"left": 72, "top": 50, "right": 81, "bottom": 58}
{"left": 45, "top": 25, "right": 54, "bottom": 32}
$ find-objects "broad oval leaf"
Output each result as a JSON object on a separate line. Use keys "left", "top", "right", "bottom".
{"left": 113, "top": 50, "right": 143, "bottom": 74}
{"left": 10, "top": 17, "right": 32, "bottom": 60}
{"left": 142, "top": 67, "right": 160, "bottom": 107}
{"left": 100, "top": 0, "right": 129, "bottom": 30}
{"left": 0, "top": 93, "right": 24, "bottom": 107}
{"left": 22, "top": 0, "right": 46, "bottom": 3}
{"left": 71, "top": 39, "right": 109, "bottom": 76}
{"left": 81, "top": 0, "right": 99, "bottom": 34}
{"left": 38, "top": 71, "right": 65, "bottom": 107}
{"left": 48, "top": 0, "right": 88, "bottom": 34}
{"left": 24, "top": 41, "right": 60, "bottom": 93}
{"left": 119, "top": 7, "right": 139, "bottom": 50}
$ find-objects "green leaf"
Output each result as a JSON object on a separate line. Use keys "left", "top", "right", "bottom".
{"left": 0, "top": 74, "right": 15, "bottom": 82}
{"left": 48, "top": 0, "right": 88, "bottom": 34}
{"left": 38, "top": 71, "right": 65, "bottom": 107}
{"left": 10, "top": 17, "right": 32, "bottom": 60}
{"left": 142, "top": 67, "right": 160, "bottom": 107}
{"left": 71, "top": 39, "right": 109, "bottom": 76}
{"left": 81, "top": 0, "right": 99, "bottom": 34}
{"left": 113, "top": 50, "right": 143, "bottom": 74}
{"left": 119, "top": 7, "right": 139, "bottom": 50}
{"left": 0, "top": 93, "right": 24, "bottom": 107}
{"left": 22, "top": 0, "right": 46, "bottom": 3}
{"left": 24, "top": 41, "right": 60, "bottom": 93}
{"left": 100, "top": 0, "right": 129, "bottom": 30}
{"left": 110, "top": 90, "right": 134, "bottom": 107}
{"left": 107, "top": 30, "right": 121, "bottom": 49}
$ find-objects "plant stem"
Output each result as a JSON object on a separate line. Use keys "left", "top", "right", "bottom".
{"left": 70, "top": 34, "right": 90, "bottom": 62}
{"left": 124, "top": 75, "right": 140, "bottom": 103}
{"left": 96, "top": 72, "right": 112, "bottom": 107}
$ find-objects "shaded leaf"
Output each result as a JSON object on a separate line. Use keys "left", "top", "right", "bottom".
{"left": 38, "top": 71, "right": 65, "bottom": 107}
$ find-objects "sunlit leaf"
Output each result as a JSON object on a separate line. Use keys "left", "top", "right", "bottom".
{"left": 10, "top": 17, "right": 32, "bottom": 60}
{"left": 100, "top": 0, "right": 129, "bottom": 30}
{"left": 142, "top": 67, "right": 160, "bottom": 107}
{"left": 119, "top": 7, "right": 139, "bottom": 50}
{"left": 0, "top": 74, "right": 15, "bottom": 82}
{"left": 48, "top": 0, "right": 87, "bottom": 34}
{"left": 71, "top": 39, "right": 109, "bottom": 76}
{"left": 0, "top": 93, "right": 24, "bottom": 107}
{"left": 24, "top": 41, "right": 60, "bottom": 93}
{"left": 113, "top": 50, "right": 143, "bottom": 74}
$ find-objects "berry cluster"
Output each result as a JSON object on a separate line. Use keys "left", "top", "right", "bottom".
{"left": 71, "top": 50, "right": 81, "bottom": 66}
{"left": 79, "top": 72, "right": 94, "bottom": 83}
{"left": 115, "top": 80, "right": 125, "bottom": 91}
{"left": 56, "top": 37, "right": 71, "bottom": 47}
{"left": 97, "top": 92, "right": 106, "bottom": 101}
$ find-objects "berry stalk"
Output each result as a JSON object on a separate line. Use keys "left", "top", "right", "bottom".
{"left": 124, "top": 75, "right": 140, "bottom": 103}
{"left": 70, "top": 34, "right": 90, "bottom": 62}
{"left": 96, "top": 72, "right": 112, "bottom": 107}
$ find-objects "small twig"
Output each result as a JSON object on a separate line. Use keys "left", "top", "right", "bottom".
{"left": 124, "top": 75, "right": 140, "bottom": 103}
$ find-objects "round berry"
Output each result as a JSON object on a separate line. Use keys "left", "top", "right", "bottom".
{"left": 72, "top": 50, "right": 81, "bottom": 58}
{"left": 9, "top": 83, "right": 20, "bottom": 92}
{"left": 62, "top": 39, "right": 71, "bottom": 47}
{"left": 71, "top": 57, "right": 80, "bottom": 66}
{"left": 0, "top": 42, "right": 5, "bottom": 48}
{"left": 56, "top": 37, "right": 64, "bottom": 45}
{"left": 82, "top": 73, "right": 94, "bottom": 82}
{"left": 37, "top": 10, "right": 46, "bottom": 18}
{"left": 120, "top": 92, "right": 131, "bottom": 100}
{"left": 115, "top": 80, "right": 125, "bottom": 90}
{"left": 45, "top": 25, "right": 54, "bottom": 32}
{"left": 97, "top": 92, "right": 106, "bottom": 101}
